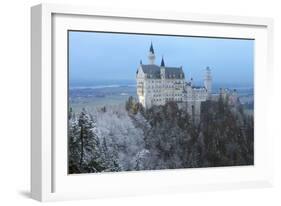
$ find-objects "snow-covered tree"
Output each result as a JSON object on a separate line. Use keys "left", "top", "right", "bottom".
{"left": 101, "top": 137, "right": 121, "bottom": 172}
{"left": 68, "top": 108, "right": 107, "bottom": 173}
{"left": 68, "top": 113, "right": 81, "bottom": 173}
{"left": 69, "top": 95, "right": 254, "bottom": 173}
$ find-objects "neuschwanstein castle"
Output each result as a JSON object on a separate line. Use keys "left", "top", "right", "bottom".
{"left": 136, "top": 43, "right": 212, "bottom": 120}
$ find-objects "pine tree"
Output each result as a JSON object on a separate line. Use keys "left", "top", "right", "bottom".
{"left": 69, "top": 108, "right": 107, "bottom": 173}
{"left": 68, "top": 114, "right": 81, "bottom": 173}
{"left": 101, "top": 138, "right": 121, "bottom": 172}
{"left": 78, "top": 109, "right": 106, "bottom": 173}
{"left": 134, "top": 149, "right": 150, "bottom": 170}
{"left": 125, "top": 96, "right": 134, "bottom": 111}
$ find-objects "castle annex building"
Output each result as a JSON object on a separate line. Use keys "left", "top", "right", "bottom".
{"left": 136, "top": 43, "right": 213, "bottom": 120}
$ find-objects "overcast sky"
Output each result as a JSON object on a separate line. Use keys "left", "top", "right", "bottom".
{"left": 69, "top": 31, "right": 254, "bottom": 86}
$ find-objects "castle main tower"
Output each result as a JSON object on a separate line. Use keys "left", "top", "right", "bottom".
{"left": 148, "top": 42, "right": 156, "bottom": 64}
{"left": 160, "top": 56, "right": 165, "bottom": 79}
{"left": 204, "top": 66, "right": 212, "bottom": 99}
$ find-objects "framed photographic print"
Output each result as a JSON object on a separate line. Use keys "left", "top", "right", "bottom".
{"left": 31, "top": 3, "right": 274, "bottom": 201}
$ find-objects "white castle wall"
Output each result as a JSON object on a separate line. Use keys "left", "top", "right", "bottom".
{"left": 136, "top": 67, "right": 210, "bottom": 120}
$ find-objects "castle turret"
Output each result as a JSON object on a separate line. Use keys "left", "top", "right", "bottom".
{"left": 204, "top": 66, "right": 212, "bottom": 99}
{"left": 230, "top": 89, "right": 239, "bottom": 105}
{"left": 160, "top": 56, "right": 165, "bottom": 79}
{"left": 190, "top": 78, "right": 193, "bottom": 86}
{"left": 148, "top": 42, "right": 156, "bottom": 64}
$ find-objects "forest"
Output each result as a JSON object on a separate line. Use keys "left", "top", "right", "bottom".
{"left": 68, "top": 95, "right": 254, "bottom": 174}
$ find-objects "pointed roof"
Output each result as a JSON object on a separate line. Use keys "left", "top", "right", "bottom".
{"left": 149, "top": 42, "right": 154, "bottom": 54}
{"left": 141, "top": 65, "right": 184, "bottom": 79}
{"left": 161, "top": 56, "right": 165, "bottom": 67}
{"left": 140, "top": 59, "right": 142, "bottom": 65}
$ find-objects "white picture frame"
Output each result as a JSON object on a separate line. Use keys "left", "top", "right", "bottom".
{"left": 31, "top": 3, "right": 274, "bottom": 202}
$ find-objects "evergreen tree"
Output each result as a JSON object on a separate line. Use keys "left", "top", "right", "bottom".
{"left": 101, "top": 138, "right": 121, "bottom": 172}
{"left": 69, "top": 108, "right": 107, "bottom": 173}
{"left": 125, "top": 96, "right": 134, "bottom": 111}
{"left": 68, "top": 114, "right": 81, "bottom": 173}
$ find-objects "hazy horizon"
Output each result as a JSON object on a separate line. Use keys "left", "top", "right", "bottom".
{"left": 69, "top": 31, "right": 254, "bottom": 87}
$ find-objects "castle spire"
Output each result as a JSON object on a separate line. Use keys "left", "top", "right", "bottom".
{"left": 148, "top": 42, "right": 156, "bottom": 64}
{"left": 204, "top": 66, "right": 212, "bottom": 99}
{"left": 149, "top": 42, "right": 154, "bottom": 54}
{"left": 161, "top": 56, "right": 165, "bottom": 67}
{"left": 160, "top": 56, "right": 165, "bottom": 79}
